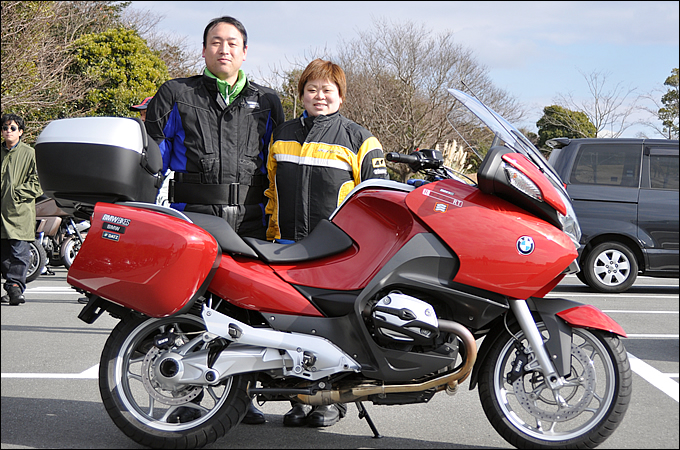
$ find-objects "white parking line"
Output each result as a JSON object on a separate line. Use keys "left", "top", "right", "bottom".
{"left": 2, "top": 351, "right": 679, "bottom": 405}
{"left": 627, "top": 334, "right": 679, "bottom": 338}
{"left": 24, "top": 287, "right": 82, "bottom": 295}
{"left": 1, "top": 364, "right": 98, "bottom": 379}
{"left": 628, "top": 353, "right": 679, "bottom": 402}
{"left": 546, "top": 293, "right": 679, "bottom": 299}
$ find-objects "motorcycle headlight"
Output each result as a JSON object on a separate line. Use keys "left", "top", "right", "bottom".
{"left": 556, "top": 190, "right": 581, "bottom": 250}
{"left": 503, "top": 162, "right": 542, "bottom": 201}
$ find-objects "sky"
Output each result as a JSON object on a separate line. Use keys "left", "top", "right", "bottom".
{"left": 129, "top": 1, "right": 679, "bottom": 138}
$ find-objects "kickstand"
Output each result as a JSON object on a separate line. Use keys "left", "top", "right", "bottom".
{"left": 355, "top": 401, "right": 382, "bottom": 438}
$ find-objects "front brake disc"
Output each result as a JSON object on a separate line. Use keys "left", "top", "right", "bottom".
{"left": 512, "top": 343, "right": 596, "bottom": 422}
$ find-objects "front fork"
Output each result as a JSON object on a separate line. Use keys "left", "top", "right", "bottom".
{"left": 509, "top": 299, "right": 571, "bottom": 395}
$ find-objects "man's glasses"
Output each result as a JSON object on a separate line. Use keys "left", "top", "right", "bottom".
{"left": 2, "top": 125, "right": 18, "bottom": 132}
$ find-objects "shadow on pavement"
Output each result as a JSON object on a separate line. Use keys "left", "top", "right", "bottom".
{"left": 1, "top": 396, "right": 499, "bottom": 449}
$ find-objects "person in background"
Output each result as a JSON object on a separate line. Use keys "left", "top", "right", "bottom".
{"left": 130, "top": 95, "right": 174, "bottom": 206}
{"left": 129, "top": 96, "right": 153, "bottom": 122}
{"left": 264, "top": 58, "right": 388, "bottom": 426}
{"left": 144, "top": 15, "right": 284, "bottom": 425}
{"left": 1, "top": 113, "right": 43, "bottom": 305}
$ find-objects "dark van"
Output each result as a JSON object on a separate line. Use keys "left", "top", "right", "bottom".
{"left": 547, "top": 138, "right": 679, "bottom": 293}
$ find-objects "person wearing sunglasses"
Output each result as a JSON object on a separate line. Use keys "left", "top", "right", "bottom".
{"left": 1, "top": 113, "right": 43, "bottom": 305}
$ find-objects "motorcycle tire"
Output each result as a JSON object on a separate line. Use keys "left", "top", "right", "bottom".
{"left": 25, "top": 240, "right": 47, "bottom": 283}
{"left": 60, "top": 236, "right": 83, "bottom": 269}
{"left": 99, "top": 313, "right": 255, "bottom": 449}
{"left": 47, "top": 238, "right": 63, "bottom": 267}
{"left": 582, "top": 242, "right": 638, "bottom": 293}
{"left": 478, "top": 321, "right": 632, "bottom": 449}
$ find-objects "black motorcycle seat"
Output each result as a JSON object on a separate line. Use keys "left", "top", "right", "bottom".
{"left": 184, "top": 212, "right": 259, "bottom": 258}
{"left": 243, "top": 220, "right": 354, "bottom": 264}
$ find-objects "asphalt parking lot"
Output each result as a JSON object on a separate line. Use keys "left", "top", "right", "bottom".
{"left": 1, "top": 270, "right": 678, "bottom": 449}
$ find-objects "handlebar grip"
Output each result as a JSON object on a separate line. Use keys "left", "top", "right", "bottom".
{"left": 386, "top": 152, "right": 420, "bottom": 164}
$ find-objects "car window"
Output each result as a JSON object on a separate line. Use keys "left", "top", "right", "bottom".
{"left": 649, "top": 154, "right": 679, "bottom": 190}
{"left": 570, "top": 144, "right": 641, "bottom": 187}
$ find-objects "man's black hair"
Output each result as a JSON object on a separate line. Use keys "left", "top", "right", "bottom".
{"left": 203, "top": 16, "right": 248, "bottom": 49}
{"left": 1, "top": 113, "right": 25, "bottom": 132}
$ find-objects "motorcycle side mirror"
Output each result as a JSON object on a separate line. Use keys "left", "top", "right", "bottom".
{"left": 416, "top": 148, "right": 444, "bottom": 162}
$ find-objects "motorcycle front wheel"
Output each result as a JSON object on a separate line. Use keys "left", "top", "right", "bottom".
{"left": 478, "top": 322, "right": 632, "bottom": 449}
{"left": 99, "top": 313, "right": 254, "bottom": 449}
{"left": 60, "top": 235, "right": 83, "bottom": 268}
{"left": 25, "top": 239, "right": 46, "bottom": 283}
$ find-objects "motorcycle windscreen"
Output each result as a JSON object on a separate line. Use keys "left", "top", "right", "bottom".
{"left": 68, "top": 203, "right": 219, "bottom": 317}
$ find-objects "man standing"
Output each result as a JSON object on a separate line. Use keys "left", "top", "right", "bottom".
{"left": 1, "top": 114, "right": 43, "bottom": 305}
{"left": 129, "top": 96, "right": 153, "bottom": 122}
{"left": 144, "top": 16, "right": 284, "bottom": 423}
{"left": 145, "top": 16, "right": 284, "bottom": 240}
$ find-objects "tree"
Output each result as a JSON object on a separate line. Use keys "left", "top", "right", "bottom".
{"left": 1, "top": 0, "right": 129, "bottom": 142}
{"left": 274, "top": 68, "right": 305, "bottom": 121}
{"left": 554, "top": 69, "right": 639, "bottom": 138}
{"left": 71, "top": 27, "right": 170, "bottom": 117}
{"left": 536, "top": 105, "right": 597, "bottom": 148}
{"left": 658, "top": 68, "right": 679, "bottom": 139}
{"left": 121, "top": 6, "right": 203, "bottom": 79}
{"left": 332, "top": 18, "right": 524, "bottom": 182}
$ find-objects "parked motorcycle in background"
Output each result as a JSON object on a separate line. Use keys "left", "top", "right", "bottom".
{"left": 25, "top": 196, "right": 89, "bottom": 282}
{"left": 34, "top": 90, "right": 631, "bottom": 449}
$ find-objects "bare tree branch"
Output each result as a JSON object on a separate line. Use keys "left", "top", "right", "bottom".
{"left": 555, "top": 69, "right": 640, "bottom": 138}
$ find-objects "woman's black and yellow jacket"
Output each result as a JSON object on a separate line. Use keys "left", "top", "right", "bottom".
{"left": 264, "top": 111, "right": 388, "bottom": 241}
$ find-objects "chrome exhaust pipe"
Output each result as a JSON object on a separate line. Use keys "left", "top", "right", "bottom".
{"left": 297, "top": 319, "right": 477, "bottom": 405}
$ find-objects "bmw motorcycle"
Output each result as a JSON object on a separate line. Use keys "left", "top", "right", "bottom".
{"left": 35, "top": 89, "right": 631, "bottom": 449}
{"left": 35, "top": 196, "right": 89, "bottom": 269}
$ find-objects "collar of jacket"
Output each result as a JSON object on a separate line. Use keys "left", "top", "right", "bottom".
{"left": 1, "top": 139, "right": 23, "bottom": 151}
{"left": 203, "top": 68, "right": 247, "bottom": 105}
{"left": 300, "top": 110, "right": 341, "bottom": 129}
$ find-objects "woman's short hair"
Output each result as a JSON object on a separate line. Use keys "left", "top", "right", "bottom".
{"left": 298, "top": 59, "right": 346, "bottom": 102}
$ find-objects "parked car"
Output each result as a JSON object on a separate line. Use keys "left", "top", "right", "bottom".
{"left": 547, "top": 137, "right": 679, "bottom": 293}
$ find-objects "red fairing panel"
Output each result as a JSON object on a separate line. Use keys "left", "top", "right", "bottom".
{"left": 405, "top": 180, "right": 577, "bottom": 299}
{"left": 271, "top": 190, "right": 429, "bottom": 291}
{"left": 68, "top": 203, "right": 219, "bottom": 317}
{"left": 557, "top": 305, "right": 627, "bottom": 337}
{"left": 209, "top": 256, "right": 323, "bottom": 317}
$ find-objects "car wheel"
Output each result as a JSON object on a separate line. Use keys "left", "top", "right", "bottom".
{"left": 575, "top": 269, "right": 588, "bottom": 285}
{"left": 583, "top": 242, "right": 638, "bottom": 293}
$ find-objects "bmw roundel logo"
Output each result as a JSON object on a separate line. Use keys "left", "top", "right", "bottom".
{"left": 517, "top": 236, "right": 535, "bottom": 255}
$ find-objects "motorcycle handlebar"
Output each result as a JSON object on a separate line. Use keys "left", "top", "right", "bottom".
{"left": 386, "top": 151, "right": 443, "bottom": 171}
{"left": 386, "top": 152, "right": 420, "bottom": 165}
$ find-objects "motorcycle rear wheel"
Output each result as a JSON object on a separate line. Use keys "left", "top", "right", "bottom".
{"left": 478, "top": 322, "right": 631, "bottom": 449}
{"left": 99, "top": 313, "right": 254, "bottom": 449}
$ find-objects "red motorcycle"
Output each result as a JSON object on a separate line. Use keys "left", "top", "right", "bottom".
{"left": 35, "top": 90, "right": 631, "bottom": 449}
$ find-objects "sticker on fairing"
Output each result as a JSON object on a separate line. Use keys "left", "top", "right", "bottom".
{"left": 423, "top": 188, "right": 463, "bottom": 208}
{"left": 101, "top": 214, "right": 131, "bottom": 227}
{"left": 103, "top": 222, "right": 126, "bottom": 234}
{"left": 102, "top": 231, "right": 120, "bottom": 242}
